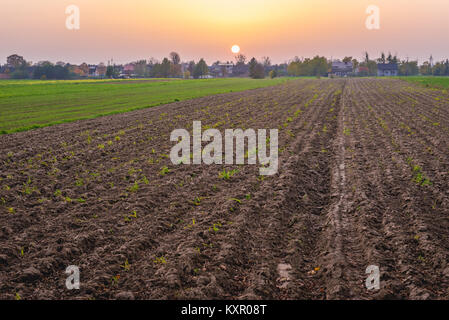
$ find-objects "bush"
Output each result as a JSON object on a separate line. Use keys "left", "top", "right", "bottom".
{"left": 250, "top": 63, "right": 265, "bottom": 79}
{"left": 11, "top": 69, "right": 29, "bottom": 79}
{"left": 269, "top": 70, "right": 277, "bottom": 79}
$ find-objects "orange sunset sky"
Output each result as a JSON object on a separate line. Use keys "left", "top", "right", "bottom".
{"left": 1, "top": 0, "right": 448, "bottom": 64}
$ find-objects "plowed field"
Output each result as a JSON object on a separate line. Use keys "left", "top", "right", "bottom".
{"left": 1, "top": 78, "right": 448, "bottom": 300}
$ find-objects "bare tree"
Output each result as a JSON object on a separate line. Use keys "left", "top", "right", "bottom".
{"left": 262, "top": 56, "right": 271, "bottom": 67}
{"left": 7, "top": 54, "right": 26, "bottom": 68}
{"left": 235, "top": 53, "right": 246, "bottom": 64}
{"left": 170, "top": 52, "right": 181, "bottom": 65}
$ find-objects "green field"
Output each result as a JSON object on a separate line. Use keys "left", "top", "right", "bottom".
{"left": 399, "top": 76, "right": 449, "bottom": 90}
{"left": 0, "top": 77, "right": 290, "bottom": 134}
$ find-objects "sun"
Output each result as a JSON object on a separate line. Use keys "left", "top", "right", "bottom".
{"left": 231, "top": 45, "right": 240, "bottom": 54}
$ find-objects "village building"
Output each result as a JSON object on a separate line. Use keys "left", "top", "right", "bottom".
{"left": 330, "top": 60, "right": 353, "bottom": 77}
{"left": 209, "top": 63, "right": 234, "bottom": 78}
{"left": 377, "top": 63, "right": 398, "bottom": 76}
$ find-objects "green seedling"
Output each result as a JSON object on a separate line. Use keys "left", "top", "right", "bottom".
{"left": 192, "top": 197, "right": 203, "bottom": 206}
{"left": 129, "top": 181, "right": 139, "bottom": 192}
{"left": 124, "top": 210, "right": 137, "bottom": 222}
{"left": 219, "top": 169, "right": 238, "bottom": 180}
{"left": 111, "top": 275, "right": 120, "bottom": 286}
{"left": 121, "top": 259, "right": 131, "bottom": 272}
{"left": 160, "top": 166, "right": 170, "bottom": 176}
{"left": 210, "top": 223, "right": 222, "bottom": 232}
{"left": 154, "top": 256, "right": 167, "bottom": 264}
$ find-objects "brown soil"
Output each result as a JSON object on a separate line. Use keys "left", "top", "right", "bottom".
{"left": 0, "top": 78, "right": 448, "bottom": 300}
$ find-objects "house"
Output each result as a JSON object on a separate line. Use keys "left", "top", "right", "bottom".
{"left": 209, "top": 63, "right": 234, "bottom": 77}
{"left": 0, "top": 65, "right": 10, "bottom": 79}
{"left": 330, "top": 60, "right": 353, "bottom": 77}
{"left": 88, "top": 65, "right": 97, "bottom": 77}
{"left": 355, "top": 66, "right": 369, "bottom": 76}
{"left": 377, "top": 63, "right": 398, "bottom": 76}
{"left": 232, "top": 63, "right": 249, "bottom": 77}
{"left": 121, "top": 63, "right": 135, "bottom": 78}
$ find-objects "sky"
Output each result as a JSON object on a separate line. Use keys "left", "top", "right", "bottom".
{"left": 1, "top": 0, "right": 448, "bottom": 65}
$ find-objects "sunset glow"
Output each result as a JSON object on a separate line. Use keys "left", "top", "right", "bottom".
{"left": 1, "top": 0, "right": 449, "bottom": 64}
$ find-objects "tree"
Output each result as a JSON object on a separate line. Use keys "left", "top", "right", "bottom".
{"left": 168, "top": 52, "right": 182, "bottom": 77}
{"left": 390, "top": 54, "right": 399, "bottom": 64}
{"left": 188, "top": 61, "right": 195, "bottom": 74}
{"left": 365, "top": 52, "right": 370, "bottom": 63}
{"left": 310, "top": 56, "right": 329, "bottom": 77}
{"left": 377, "top": 52, "right": 386, "bottom": 64}
{"left": 262, "top": 56, "right": 271, "bottom": 67}
{"left": 287, "top": 60, "right": 300, "bottom": 76}
{"left": 170, "top": 52, "right": 181, "bottom": 65}
{"left": 32, "top": 61, "right": 70, "bottom": 80}
{"left": 160, "top": 58, "right": 171, "bottom": 77}
{"left": 235, "top": 54, "right": 246, "bottom": 64}
{"left": 269, "top": 69, "right": 277, "bottom": 78}
{"left": 134, "top": 60, "right": 148, "bottom": 77}
{"left": 150, "top": 58, "right": 171, "bottom": 78}
{"left": 11, "top": 69, "right": 29, "bottom": 79}
{"left": 398, "top": 61, "right": 419, "bottom": 76}
{"left": 6, "top": 54, "right": 28, "bottom": 78}
{"left": 96, "top": 63, "right": 107, "bottom": 78}
{"left": 233, "top": 55, "right": 249, "bottom": 77}
{"left": 351, "top": 59, "right": 359, "bottom": 72}
{"left": 287, "top": 56, "right": 329, "bottom": 77}
{"left": 193, "top": 59, "right": 208, "bottom": 79}
{"left": 419, "top": 62, "right": 432, "bottom": 75}
{"left": 249, "top": 57, "right": 258, "bottom": 78}
{"left": 343, "top": 56, "right": 352, "bottom": 64}
{"left": 220, "top": 65, "right": 228, "bottom": 77}
{"left": 254, "top": 64, "right": 265, "bottom": 79}
{"left": 387, "top": 52, "right": 393, "bottom": 64}
{"left": 106, "top": 65, "right": 118, "bottom": 78}
{"left": 249, "top": 58, "right": 265, "bottom": 79}
{"left": 170, "top": 62, "right": 182, "bottom": 78}
{"left": 7, "top": 54, "right": 26, "bottom": 68}
{"left": 79, "top": 63, "right": 89, "bottom": 77}
{"left": 366, "top": 60, "right": 378, "bottom": 76}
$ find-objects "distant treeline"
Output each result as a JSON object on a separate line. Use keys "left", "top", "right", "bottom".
{"left": 2, "top": 51, "right": 449, "bottom": 80}
{"left": 286, "top": 52, "right": 449, "bottom": 77}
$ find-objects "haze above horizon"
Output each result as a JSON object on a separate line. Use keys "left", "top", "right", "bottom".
{"left": 1, "top": 0, "right": 449, "bottom": 64}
